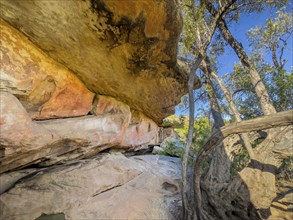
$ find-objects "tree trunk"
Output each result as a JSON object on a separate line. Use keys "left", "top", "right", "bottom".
{"left": 204, "top": 2, "right": 276, "bottom": 115}
{"left": 202, "top": 63, "right": 225, "bottom": 129}
{"left": 201, "top": 59, "right": 232, "bottom": 183}
{"left": 193, "top": 110, "right": 293, "bottom": 220}
{"left": 271, "top": 40, "right": 287, "bottom": 111}
{"left": 209, "top": 65, "right": 255, "bottom": 159}
{"left": 217, "top": 19, "right": 276, "bottom": 115}
{"left": 182, "top": 55, "right": 203, "bottom": 220}
{"left": 181, "top": 2, "right": 238, "bottom": 219}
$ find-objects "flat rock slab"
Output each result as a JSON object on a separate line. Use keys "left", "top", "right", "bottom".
{"left": 0, "top": 153, "right": 182, "bottom": 220}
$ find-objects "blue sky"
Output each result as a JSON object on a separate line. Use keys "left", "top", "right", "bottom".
{"left": 175, "top": 6, "right": 293, "bottom": 116}
{"left": 217, "top": 7, "right": 293, "bottom": 77}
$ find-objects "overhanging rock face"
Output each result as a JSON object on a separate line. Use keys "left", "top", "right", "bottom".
{"left": 0, "top": 0, "right": 198, "bottom": 173}
{"left": 0, "top": 1, "right": 187, "bottom": 215}
{"left": 0, "top": 0, "right": 197, "bottom": 123}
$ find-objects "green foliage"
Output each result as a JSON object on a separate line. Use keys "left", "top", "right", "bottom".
{"left": 176, "top": 0, "right": 292, "bottom": 184}
{"left": 225, "top": 56, "right": 293, "bottom": 117}
{"left": 247, "top": 7, "right": 293, "bottom": 56}
{"left": 179, "top": 0, "right": 216, "bottom": 61}
{"left": 223, "top": 8, "right": 293, "bottom": 118}
{"left": 161, "top": 115, "right": 213, "bottom": 158}
{"left": 225, "top": 0, "right": 288, "bottom": 23}
{"left": 161, "top": 115, "right": 186, "bottom": 128}
{"left": 159, "top": 141, "right": 184, "bottom": 158}
{"left": 208, "top": 33, "right": 226, "bottom": 58}
{"left": 245, "top": 7, "right": 293, "bottom": 112}
{"left": 223, "top": 59, "right": 263, "bottom": 119}
{"left": 268, "top": 68, "right": 293, "bottom": 111}
{"left": 175, "top": 117, "right": 213, "bottom": 155}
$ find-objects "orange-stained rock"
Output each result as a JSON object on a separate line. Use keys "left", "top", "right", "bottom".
{"left": 0, "top": 92, "right": 59, "bottom": 160}
{"left": 0, "top": 0, "right": 200, "bottom": 123}
{"left": 91, "top": 95, "right": 131, "bottom": 116}
{"left": 0, "top": 19, "right": 94, "bottom": 119}
{"left": 0, "top": 0, "right": 191, "bottom": 174}
{"left": 0, "top": 92, "right": 161, "bottom": 173}
{"left": 0, "top": 92, "right": 130, "bottom": 173}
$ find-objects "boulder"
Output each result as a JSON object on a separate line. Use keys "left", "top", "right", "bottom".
{"left": 202, "top": 126, "right": 293, "bottom": 220}
{"left": 0, "top": 0, "right": 200, "bottom": 123}
{"left": 160, "top": 131, "right": 184, "bottom": 149}
{"left": 0, "top": 153, "right": 182, "bottom": 220}
{"left": 269, "top": 180, "right": 293, "bottom": 220}
{"left": 239, "top": 126, "right": 293, "bottom": 219}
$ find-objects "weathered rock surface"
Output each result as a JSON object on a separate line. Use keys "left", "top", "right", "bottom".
{"left": 0, "top": 0, "right": 199, "bottom": 123}
{"left": 202, "top": 126, "right": 293, "bottom": 220}
{"left": 0, "top": 2, "right": 184, "bottom": 217}
{"left": 153, "top": 146, "right": 165, "bottom": 154}
{"left": 239, "top": 127, "right": 293, "bottom": 217}
{"left": 0, "top": 153, "right": 182, "bottom": 220}
{"left": 0, "top": 92, "right": 158, "bottom": 173}
{"left": 0, "top": 0, "right": 189, "bottom": 173}
{"left": 91, "top": 95, "right": 131, "bottom": 116}
{"left": 120, "top": 111, "right": 159, "bottom": 148}
{"left": 0, "top": 19, "right": 94, "bottom": 120}
{"left": 0, "top": 92, "right": 58, "bottom": 162}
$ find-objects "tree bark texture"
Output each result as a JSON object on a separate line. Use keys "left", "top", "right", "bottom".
{"left": 181, "top": 1, "right": 239, "bottom": 219}
{"left": 205, "top": 1, "right": 276, "bottom": 116}
{"left": 210, "top": 69, "right": 255, "bottom": 159}
{"left": 193, "top": 110, "right": 293, "bottom": 220}
{"left": 182, "top": 56, "right": 203, "bottom": 220}
{"left": 202, "top": 60, "right": 225, "bottom": 129}
{"left": 201, "top": 59, "right": 232, "bottom": 183}
{"left": 218, "top": 19, "right": 276, "bottom": 115}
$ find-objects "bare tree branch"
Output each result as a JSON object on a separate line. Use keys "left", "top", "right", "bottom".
{"left": 279, "top": 38, "right": 287, "bottom": 69}
{"left": 232, "top": 88, "right": 250, "bottom": 97}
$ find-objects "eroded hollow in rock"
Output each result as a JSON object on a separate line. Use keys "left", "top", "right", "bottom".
{"left": 162, "top": 181, "right": 178, "bottom": 193}
{"left": 35, "top": 213, "right": 65, "bottom": 220}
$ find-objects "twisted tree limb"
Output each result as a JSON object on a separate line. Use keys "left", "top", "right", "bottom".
{"left": 193, "top": 110, "right": 293, "bottom": 220}
{"left": 181, "top": 1, "right": 238, "bottom": 219}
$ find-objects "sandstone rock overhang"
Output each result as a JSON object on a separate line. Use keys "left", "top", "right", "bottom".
{"left": 0, "top": 0, "right": 199, "bottom": 123}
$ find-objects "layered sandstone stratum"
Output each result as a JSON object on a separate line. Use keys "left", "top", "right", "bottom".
{"left": 0, "top": 0, "right": 199, "bottom": 173}
{"left": 0, "top": 1, "right": 191, "bottom": 219}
